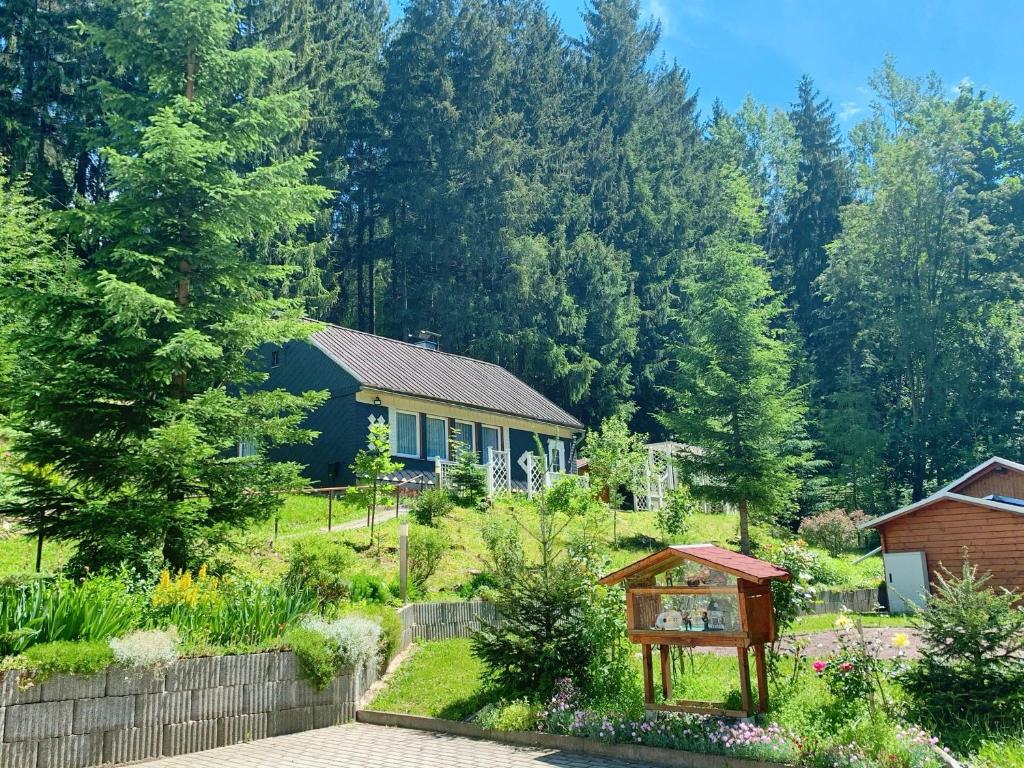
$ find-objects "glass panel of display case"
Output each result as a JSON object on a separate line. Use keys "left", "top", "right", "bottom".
{"left": 630, "top": 590, "right": 742, "bottom": 633}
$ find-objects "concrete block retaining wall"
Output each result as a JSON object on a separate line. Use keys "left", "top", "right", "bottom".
{"left": 0, "top": 652, "right": 379, "bottom": 768}
{"left": 0, "top": 601, "right": 493, "bottom": 768}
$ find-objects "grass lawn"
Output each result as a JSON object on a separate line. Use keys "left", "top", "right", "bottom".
{"left": 368, "top": 638, "right": 493, "bottom": 720}
{"left": 790, "top": 612, "right": 913, "bottom": 634}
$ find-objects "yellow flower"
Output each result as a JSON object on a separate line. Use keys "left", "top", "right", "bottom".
{"left": 834, "top": 615, "right": 854, "bottom": 630}
{"left": 892, "top": 632, "right": 910, "bottom": 648}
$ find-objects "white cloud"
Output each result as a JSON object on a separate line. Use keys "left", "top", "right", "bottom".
{"left": 644, "top": 0, "right": 675, "bottom": 34}
{"left": 838, "top": 101, "right": 863, "bottom": 121}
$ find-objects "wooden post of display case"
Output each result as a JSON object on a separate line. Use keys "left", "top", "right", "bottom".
{"left": 641, "top": 643, "right": 655, "bottom": 705}
{"left": 659, "top": 644, "right": 672, "bottom": 700}
{"left": 737, "top": 646, "right": 753, "bottom": 715}
{"left": 754, "top": 644, "right": 768, "bottom": 713}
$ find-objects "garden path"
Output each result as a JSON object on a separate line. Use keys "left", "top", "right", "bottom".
{"left": 144, "top": 723, "right": 659, "bottom": 768}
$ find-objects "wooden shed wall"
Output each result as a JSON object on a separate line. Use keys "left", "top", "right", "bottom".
{"left": 955, "top": 467, "right": 1024, "bottom": 499}
{"left": 880, "top": 498, "right": 1024, "bottom": 592}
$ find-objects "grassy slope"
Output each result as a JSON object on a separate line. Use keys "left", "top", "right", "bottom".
{"left": 368, "top": 638, "right": 491, "bottom": 719}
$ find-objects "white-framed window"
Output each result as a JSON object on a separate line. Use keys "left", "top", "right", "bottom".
{"left": 425, "top": 415, "right": 448, "bottom": 460}
{"left": 392, "top": 410, "right": 420, "bottom": 458}
{"left": 547, "top": 439, "right": 566, "bottom": 473}
{"left": 480, "top": 425, "right": 501, "bottom": 460}
{"left": 238, "top": 439, "right": 257, "bottom": 458}
{"left": 452, "top": 420, "right": 475, "bottom": 455}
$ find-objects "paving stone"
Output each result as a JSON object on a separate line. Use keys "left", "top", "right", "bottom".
{"left": 106, "top": 665, "right": 165, "bottom": 696}
{"left": 136, "top": 690, "right": 191, "bottom": 726}
{"left": 39, "top": 673, "right": 107, "bottom": 702}
{"left": 192, "top": 684, "right": 245, "bottom": 720}
{"left": 218, "top": 653, "right": 275, "bottom": 687}
{"left": 0, "top": 740, "right": 37, "bottom": 768}
{"left": 5, "top": 699, "right": 74, "bottom": 741}
{"left": 162, "top": 719, "right": 218, "bottom": 757}
{"left": 0, "top": 671, "right": 41, "bottom": 706}
{"left": 165, "top": 657, "right": 221, "bottom": 692}
{"left": 36, "top": 732, "right": 103, "bottom": 768}
{"left": 103, "top": 726, "right": 163, "bottom": 764}
{"left": 136, "top": 723, "right": 664, "bottom": 768}
{"left": 217, "top": 713, "right": 268, "bottom": 747}
{"left": 72, "top": 695, "right": 134, "bottom": 734}
{"left": 267, "top": 706, "right": 314, "bottom": 737}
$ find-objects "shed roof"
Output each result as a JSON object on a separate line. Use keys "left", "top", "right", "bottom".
{"left": 309, "top": 323, "right": 584, "bottom": 429}
{"left": 858, "top": 491, "right": 1024, "bottom": 530}
{"left": 598, "top": 544, "right": 790, "bottom": 586}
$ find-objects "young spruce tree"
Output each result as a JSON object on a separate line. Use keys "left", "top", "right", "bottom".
{"left": 0, "top": 0, "right": 330, "bottom": 574}
{"left": 659, "top": 170, "right": 809, "bottom": 554}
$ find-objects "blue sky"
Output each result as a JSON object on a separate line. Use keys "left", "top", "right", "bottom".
{"left": 390, "top": 1, "right": 1023, "bottom": 125}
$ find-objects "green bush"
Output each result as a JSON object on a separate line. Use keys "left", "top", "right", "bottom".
{"left": 18, "top": 640, "right": 114, "bottom": 680}
{"left": 655, "top": 486, "right": 697, "bottom": 542}
{"left": 410, "top": 489, "right": 455, "bottom": 526}
{"left": 285, "top": 537, "right": 356, "bottom": 606}
{"left": 284, "top": 626, "right": 337, "bottom": 689}
{"left": 798, "top": 509, "right": 858, "bottom": 557}
{"left": 0, "top": 576, "right": 144, "bottom": 655}
{"left": 409, "top": 525, "right": 449, "bottom": 591}
{"left": 479, "top": 700, "right": 539, "bottom": 732}
{"left": 348, "top": 572, "right": 393, "bottom": 604}
{"left": 902, "top": 555, "right": 1024, "bottom": 732}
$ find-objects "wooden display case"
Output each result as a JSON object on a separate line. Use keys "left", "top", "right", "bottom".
{"left": 599, "top": 544, "right": 789, "bottom": 717}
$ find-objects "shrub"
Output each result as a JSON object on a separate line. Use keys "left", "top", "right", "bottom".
{"left": 446, "top": 443, "right": 487, "bottom": 506}
{"left": 109, "top": 628, "right": 179, "bottom": 669}
{"left": 409, "top": 525, "right": 449, "bottom": 591}
{"left": 655, "top": 486, "right": 697, "bottom": 542}
{"left": 478, "top": 699, "right": 539, "bottom": 732}
{"left": 901, "top": 554, "right": 1024, "bottom": 731}
{"left": 287, "top": 615, "right": 383, "bottom": 690}
{"left": 798, "top": 509, "right": 857, "bottom": 557}
{"left": 410, "top": 489, "right": 455, "bottom": 526}
{"left": 19, "top": 640, "right": 114, "bottom": 680}
{"left": 762, "top": 541, "right": 819, "bottom": 640}
{"left": 348, "top": 572, "right": 393, "bottom": 604}
{"left": 284, "top": 627, "right": 336, "bottom": 689}
{"left": 341, "top": 604, "right": 403, "bottom": 668}
{"left": 285, "top": 537, "right": 356, "bottom": 606}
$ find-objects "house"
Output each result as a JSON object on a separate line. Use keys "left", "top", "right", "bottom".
{"left": 263, "top": 324, "right": 585, "bottom": 490}
{"left": 859, "top": 456, "right": 1024, "bottom": 612}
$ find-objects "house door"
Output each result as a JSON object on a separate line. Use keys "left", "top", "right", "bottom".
{"left": 883, "top": 551, "right": 929, "bottom": 613}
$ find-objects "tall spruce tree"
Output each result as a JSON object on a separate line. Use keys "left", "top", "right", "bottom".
{"left": 0, "top": 0, "right": 330, "bottom": 573}
{"left": 659, "top": 170, "right": 809, "bottom": 553}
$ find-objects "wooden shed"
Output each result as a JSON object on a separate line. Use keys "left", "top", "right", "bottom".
{"left": 860, "top": 456, "right": 1024, "bottom": 612}
{"left": 599, "top": 544, "right": 789, "bottom": 717}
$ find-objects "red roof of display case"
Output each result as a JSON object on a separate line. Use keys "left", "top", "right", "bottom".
{"left": 598, "top": 544, "right": 790, "bottom": 586}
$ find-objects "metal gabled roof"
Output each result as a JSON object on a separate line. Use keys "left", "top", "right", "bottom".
{"left": 309, "top": 324, "right": 584, "bottom": 430}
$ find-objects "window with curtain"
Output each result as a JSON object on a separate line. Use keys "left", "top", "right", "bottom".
{"left": 425, "top": 416, "right": 447, "bottom": 460}
{"left": 452, "top": 421, "right": 474, "bottom": 455}
{"left": 480, "top": 426, "right": 500, "bottom": 460}
{"left": 394, "top": 411, "right": 419, "bottom": 457}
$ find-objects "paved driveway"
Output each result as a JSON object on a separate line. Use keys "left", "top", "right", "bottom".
{"left": 144, "top": 723, "right": 658, "bottom": 768}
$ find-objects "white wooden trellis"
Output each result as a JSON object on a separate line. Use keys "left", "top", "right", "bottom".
{"left": 518, "top": 452, "right": 546, "bottom": 499}
{"left": 486, "top": 448, "right": 511, "bottom": 495}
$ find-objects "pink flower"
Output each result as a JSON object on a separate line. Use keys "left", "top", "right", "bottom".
{"left": 812, "top": 660, "right": 827, "bottom": 673}
{"left": 839, "top": 661, "right": 853, "bottom": 672}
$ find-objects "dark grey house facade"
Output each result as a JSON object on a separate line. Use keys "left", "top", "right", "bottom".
{"left": 263, "top": 324, "right": 585, "bottom": 488}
